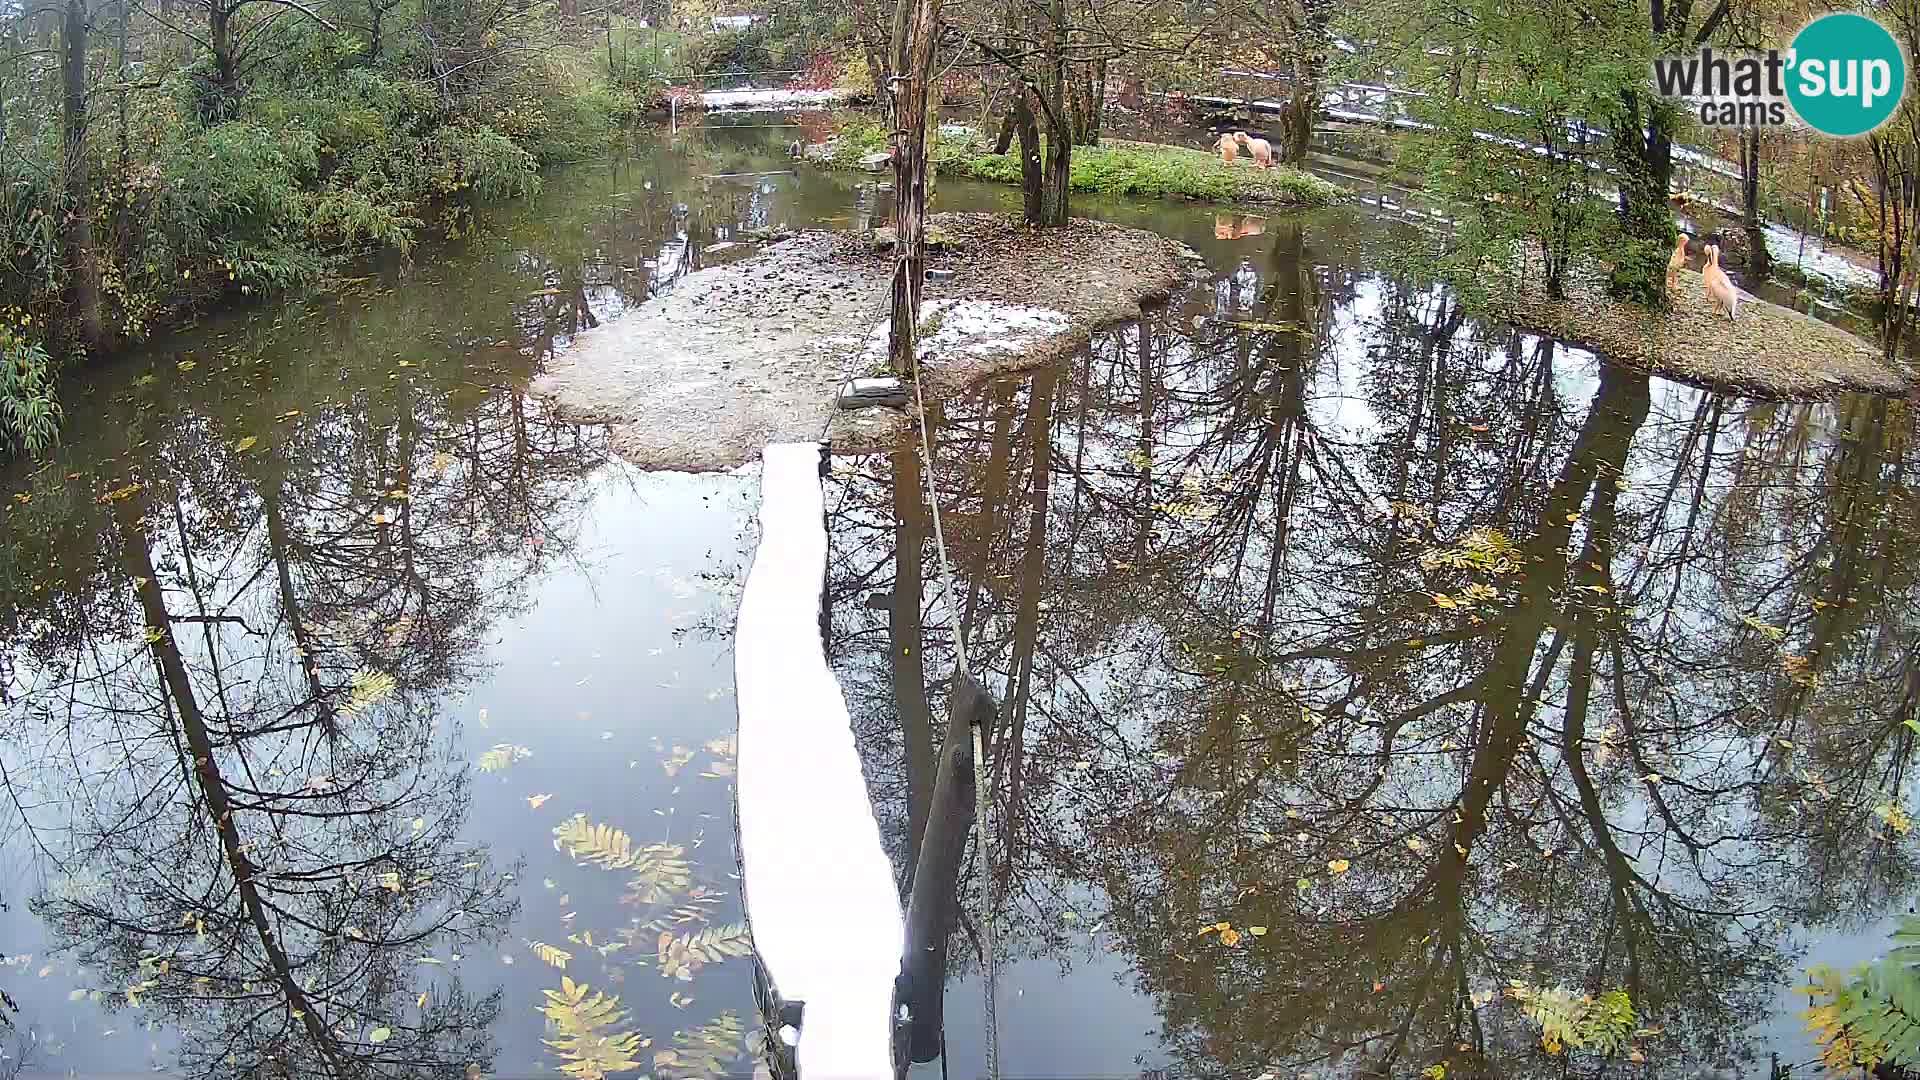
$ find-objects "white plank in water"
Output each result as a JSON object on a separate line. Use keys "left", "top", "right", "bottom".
{"left": 736, "top": 442, "right": 902, "bottom": 1078}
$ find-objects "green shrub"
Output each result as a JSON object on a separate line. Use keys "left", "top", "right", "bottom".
{"left": 693, "top": 27, "right": 776, "bottom": 75}
{"left": 0, "top": 331, "right": 61, "bottom": 458}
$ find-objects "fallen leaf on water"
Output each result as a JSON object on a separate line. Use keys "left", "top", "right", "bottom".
{"left": 418, "top": 992, "right": 428, "bottom": 1008}
{"left": 234, "top": 436, "right": 258, "bottom": 452}
{"left": 369, "top": 1027, "right": 391, "bottom": 1044}
{"left": 411, "top": 817, "right": 425, "bottom": 833}
{"left": 1249, "top": 926, "right": 1268, "bottom": 936}
{"left": 669, "top": 991, "right": 694, "bottom": 1009}
{"left": 1405, "top": 837, "right": 1425, "bottom": 851}
{"left": 1220, "top": 928, "right": 1242, "bottom": 946}
{"left": 527, "top": 793, "right": 552, "bottom": 810}
{"left": 1328, "top": 859, "right": 1351, "bottom": 874}
{"left": 68, "top": 988, "right": 86, "bottom": 1001}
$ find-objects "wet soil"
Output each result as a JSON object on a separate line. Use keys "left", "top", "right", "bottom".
{"left": 530, "top": 212, "right": 1199, "bottom": 470}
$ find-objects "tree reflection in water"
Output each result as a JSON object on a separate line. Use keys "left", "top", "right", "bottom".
{"left": 828, "top": 217, "right": 1920, "bottom": 1077}
{"left": 0, "top": 302, "right": 616, "bottom": 1075}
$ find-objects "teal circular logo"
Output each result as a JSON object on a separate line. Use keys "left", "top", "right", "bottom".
{"left": 1786, "top": 13, "right": 1907, "bottom": 137}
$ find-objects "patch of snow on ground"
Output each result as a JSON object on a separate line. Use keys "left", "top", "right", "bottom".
{"left": 700, "top": 87, "right": 851, "bottom": 111}
{"left": 860, "top": 299, "right": 1073, "bottom": 367}
{"left": 1761, "top": 224, "right": 1880, "bottom": 293}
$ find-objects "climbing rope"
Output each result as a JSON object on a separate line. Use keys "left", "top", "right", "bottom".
{"left": 906, "top": 332, "right": 1002, "bottom": 1080}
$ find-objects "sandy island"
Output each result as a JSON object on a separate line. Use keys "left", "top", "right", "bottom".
{"left": 530, "top": 212, "right": 1199, "bottom": 470}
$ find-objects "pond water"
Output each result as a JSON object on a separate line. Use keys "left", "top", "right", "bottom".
{"left": 0, "top": 116, "right": 1912, "bottom": 1080}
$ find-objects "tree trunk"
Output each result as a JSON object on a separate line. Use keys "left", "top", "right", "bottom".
{"left": 1037, "top": 0, "right": 1070, "bottom": 225}
{"left": 1607, "top": 90, "right": 1676, "bottom": 305}
{"left": 1279, "top": 55, "right": 1315, "bottom": 163}
{"left": 1012, "top": 88, "right": 1043, "bottom": 226}
{"left": 366, "top": 0, "right": 385, "bottom": 61}
{"left": 1740, "top": 126, "right": 1771, "bottom": 278}
{"left": 209, "top": 3, "right": 239, "bottom": 113}
{"left": 884, "top": 0, "right": 939, "bottom": 374}
{"left": 993, "top": 110, "right": 1015, "bottom": 154}
{"left": 1067, "top": 60, "right": 1103, "bottom": 145}
{"left": 61, "top": 0, "right": 104, "bottom": 352}
{"left": 1040, "top": 117, "right": 1070, "bottom": 226}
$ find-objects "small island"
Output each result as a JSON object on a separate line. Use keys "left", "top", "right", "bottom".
{"left": 531, "top": 212, "right": 1199, "bottom": 471}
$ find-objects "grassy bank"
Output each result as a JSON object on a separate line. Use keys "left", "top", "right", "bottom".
{"left": 817, "top": 117, "right": 1340, "bottom": 208}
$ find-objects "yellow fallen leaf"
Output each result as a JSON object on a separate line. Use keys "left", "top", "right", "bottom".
{"left": 1405, "top": 837, "right": 1425, "bottom": 851}
{"left": 1248, "top": 926, "right": 1268, "bottom": 936}
{"left": 527, "top": 793, "right": 552, "bottom": 810}
{"left": 234, "top": 436, "right": 258, "bottom": 452}
{"left": 369, "top": 1026, "right": 391, "bottom": 1044}
{"left": 1328, "top": 859, "right": 1351, "bottom": 874}
{"left": 1220, "top": 928, "right": 1242, "bottom": 946}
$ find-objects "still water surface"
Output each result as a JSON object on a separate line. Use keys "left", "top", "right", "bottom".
{"left": 0, "top": 118, "right": 1910, "bottom": 1079}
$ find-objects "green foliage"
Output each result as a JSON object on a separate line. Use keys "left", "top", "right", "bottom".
{"left": 0, "top": 3, "right": 633, "bottom": 459}
{"left": 693, "top": 27, "right": 777, "bottom": 74}
{"left": 599, "top": 22, "right": 677, "bottom": 119}
{"left": 820, "top": 119, "right": 1339, "bottom": 208}
{"left": 1806, "top": 915, "right": 1920, "bottom": 1073}
{"left": 1387, "top": 0, "right": 1654, "bottom": 309}
{"left": 0, "top": 330, "right": 61, "bottom": 457}
{"left": 1506, "top": 983, "right": 1637, "bottom": 1057}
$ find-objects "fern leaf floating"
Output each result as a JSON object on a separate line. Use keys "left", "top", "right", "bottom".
{"left": 552, "top": 814, "right": 637, "bottom": 869}
{"left": 656, "top": 1011, "right": 746, "bottom": 1078}
{"left": 540, "top": 976, "right": 645, "bottom": 1079}
{"left": 1505, "top": 983, "right": 1636, "bottom": 1056}
{"left": 477, "top": 744, "right": 531, "bottom": 773}
{"left": 657, "top": 922, "right": 752, "bottom": 980}
{"left": 527, "top": 940, "right": 573, "bottom": 971}
{"left": 343, "top": 669, "right": 397, "bottom": 716}
{"left": 625, "top": 844, "right": 692, "bottom": 904}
